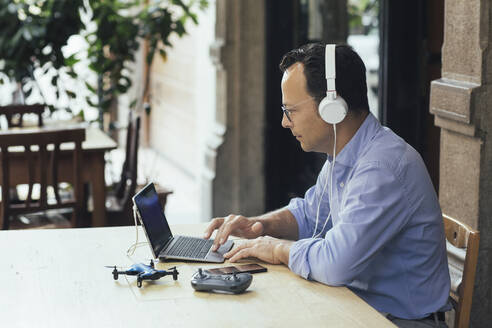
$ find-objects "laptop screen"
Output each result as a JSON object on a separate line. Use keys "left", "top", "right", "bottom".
{"left": 133, "top": 183, "right": 172, "bottom": 257}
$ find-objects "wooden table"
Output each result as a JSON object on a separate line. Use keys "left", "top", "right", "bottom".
{"left": 0, "top": 224, "right": 395, "bottom": 327}
{"left": 0, "top": 125, "right": 117, "bottom": 226}
{"left": 80, "top": 127, "right": 117, "bottom": 226}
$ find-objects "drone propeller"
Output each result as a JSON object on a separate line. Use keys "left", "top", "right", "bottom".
{"left": 167, "top": 266, "right": 179, "bottom": 281}
{"left": 104, "top": 265, "right": 126, "bottom": 280}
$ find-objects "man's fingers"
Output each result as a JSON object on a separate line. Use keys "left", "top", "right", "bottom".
{"left": 211, "top": 214, "right": 241, "bottom": 251}
{"left": 207, "top": 214, "right": 254, "bottom": 251}
{"left": 218, "top": 215, "right": 243, "bottom": 243}
{"left": 211, "top": 241, "right": 221, "bottom": 252}
{"left": 211, "top": 217, "right": 231, "bottom": 251}
{"left": 224, "top": 241, "right": 249, "bottom": 258}
{"left": 228, "top": 248, "right": 252, "bottom": 263}
{"left": 203, "top": 218, "right": 224, "bottom": 239}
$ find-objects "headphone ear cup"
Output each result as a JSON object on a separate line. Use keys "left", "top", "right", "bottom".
{"left": 318, "top": 96, "right": 348, "bottom": 124}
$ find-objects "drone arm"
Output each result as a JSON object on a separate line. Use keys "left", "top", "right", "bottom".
{"left": 156, "top": 268, "right": 179, "bottom": 280}
{"left": 140, "top": 271, "right": 167, "bottom": 281}
{"left": 121, "top": 269, "right": 139, "bottom": 276}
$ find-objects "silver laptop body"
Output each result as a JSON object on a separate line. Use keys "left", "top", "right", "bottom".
{"left": 132, "top": 182, "right": 233, "bottom": 263}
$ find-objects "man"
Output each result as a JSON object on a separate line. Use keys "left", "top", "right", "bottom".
{"left": 204, "top": 43, "right": 450, "bottom": 327}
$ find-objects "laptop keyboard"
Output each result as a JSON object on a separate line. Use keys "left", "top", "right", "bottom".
{"left": 166, "top": 236, "right": 214, "bottom": 259}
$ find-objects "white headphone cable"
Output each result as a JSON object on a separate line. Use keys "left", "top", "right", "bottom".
{"left": 314, "top": 123, "right": 337, "bottom": 238}
{"left": 126, "top": 205, "right": 149, "bottom": 257}
{"left": 311, "top": 158, "right": 331, "bottom": 238}
{"left": 312, "top": 123, "right": 337, "bottom": 239}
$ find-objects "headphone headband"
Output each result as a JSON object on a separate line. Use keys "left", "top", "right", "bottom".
{"left": 325, "top": 44, "right": 336, "bottom": 98}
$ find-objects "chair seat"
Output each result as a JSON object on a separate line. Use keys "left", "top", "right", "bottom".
{"left": 104, "top": 192, "right": 133, "bottom": 226}
{"left": 3, "top": 187, "right": 82, "bottom": 230}
{"left": 8, "top": 209, "right": 72, "bottom": 230}
{"left": 105, "top": 192, "right": 125, "bottom": 212}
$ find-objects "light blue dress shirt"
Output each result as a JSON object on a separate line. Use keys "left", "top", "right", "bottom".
{"left": 286, "top": 113, "right": 450, "bottom": 319}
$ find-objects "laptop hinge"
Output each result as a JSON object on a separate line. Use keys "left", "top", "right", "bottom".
{"left": 159, "top": 237, "right": 174, "bottom": 256}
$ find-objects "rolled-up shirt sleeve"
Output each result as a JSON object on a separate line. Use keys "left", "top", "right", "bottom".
{"left": 288, "top": 161, "right": 410, "bottom": 286}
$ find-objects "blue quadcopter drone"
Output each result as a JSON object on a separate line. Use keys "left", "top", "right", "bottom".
{"left": 107, "top": 260, "right": 179, "bottom": 288}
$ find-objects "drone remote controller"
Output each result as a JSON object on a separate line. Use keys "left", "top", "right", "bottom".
{"left": 191, "top": 268, "right": 252, "bottom": 294}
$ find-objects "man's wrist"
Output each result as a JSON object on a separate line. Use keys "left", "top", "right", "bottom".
{"left": 256, "top": 208, "right": 298, "bottom": 240}
{"left": 274, "top": 241, "right": 293, "bottom": 265}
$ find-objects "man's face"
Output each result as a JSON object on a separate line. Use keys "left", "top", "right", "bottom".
{"left": 281, "top": 63, "right": 332, "bottom": 153}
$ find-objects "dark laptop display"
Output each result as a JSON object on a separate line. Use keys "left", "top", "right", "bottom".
{"left": 133, "top": 183, "right": 234, "bottom": 263}
{"left": 134, "top": 183, "right": 172, "bottom": 257}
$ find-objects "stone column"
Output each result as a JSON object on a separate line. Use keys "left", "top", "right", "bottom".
{"left": 429, "top": 0, "right": 492, "bottom": 325}
{"left": 209, "top": 0, "right": 266, "bottom": 217}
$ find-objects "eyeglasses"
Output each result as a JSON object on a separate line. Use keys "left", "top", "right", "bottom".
{"left": 281, "top": 97, "right": 315, "bottom": 122}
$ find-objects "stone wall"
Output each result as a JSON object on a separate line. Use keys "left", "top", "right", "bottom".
{"left": 211, "top": 0, "right": 266, "bottom": 217}
{"left": 429, "top": 0, "right": 492, "bottom": 325}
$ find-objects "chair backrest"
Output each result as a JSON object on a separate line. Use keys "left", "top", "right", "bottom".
{"left": 443, "top": 214, "right": 480, "bottom": 328}
{"left": 0, "top": 104, "right": 45, "bottom": 128}
{"left": 114, "top": 112, "right": 140, "bottom": 211}
{"left": 0, "top": 127, "right": 86, "bottom": 229}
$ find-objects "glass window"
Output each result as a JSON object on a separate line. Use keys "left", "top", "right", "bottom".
{"left": 347, "top": 0, "right": 379, "bottom": 118}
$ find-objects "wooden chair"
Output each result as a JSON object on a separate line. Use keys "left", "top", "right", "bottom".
{"left": 0, "top": 128, "right": 86, "bottom": 229}
{"left": 443, "top": 214, "right": 480, "bottom": 328}
{"left": 103, "top": 112, "right": 172, "bottom": 226}
{"left": 0, "top": 104, "right": 45, "bottom": 128}
{"left": 0, "top": 104, "right": 46, "bottom": 204}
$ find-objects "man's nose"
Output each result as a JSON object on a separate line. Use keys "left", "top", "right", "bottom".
{"left": 281, "top": 113, "right": 292, "bottom": 128}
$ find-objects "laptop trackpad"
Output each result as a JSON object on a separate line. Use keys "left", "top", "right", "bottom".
{"left": 206, "top": 240, "right": 234, "bottom": 262}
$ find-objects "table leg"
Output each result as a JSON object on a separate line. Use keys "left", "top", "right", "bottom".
{"left": 91, "top": 153, "right": 107, "bottom": 227}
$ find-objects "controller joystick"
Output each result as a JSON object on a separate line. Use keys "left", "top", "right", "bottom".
{"left": 191, "top": 268, "right": 252, "bottom": 294}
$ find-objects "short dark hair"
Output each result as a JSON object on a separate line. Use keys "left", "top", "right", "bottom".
{"left": 279, "top": 43, "right": 369, "bottom": 113}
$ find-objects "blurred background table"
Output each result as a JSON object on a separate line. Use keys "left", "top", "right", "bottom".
{"left": 0, "top": 125, "right": 117, "bottom": 226}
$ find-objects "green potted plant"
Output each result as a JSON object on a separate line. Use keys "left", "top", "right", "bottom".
{"left": 84, "top": 0, "right": 208, "bottom": 129}
{"left": 0, "top": 0, "right": 84, "bottom": 113}
{"left": 0, "top": 0, "right": 208, "bottom": 125}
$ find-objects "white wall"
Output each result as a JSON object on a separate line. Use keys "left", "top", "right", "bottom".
{"left": 147, "top": 2, "right": 217, "bottom": 222}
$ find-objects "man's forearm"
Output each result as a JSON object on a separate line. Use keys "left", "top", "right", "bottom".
{"left": 255, "top": 208, "right": 299, "bottom": 240}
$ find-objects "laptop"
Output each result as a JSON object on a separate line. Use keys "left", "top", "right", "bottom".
{"left": 132, "top": 182, "right": 234, "bottom": 263}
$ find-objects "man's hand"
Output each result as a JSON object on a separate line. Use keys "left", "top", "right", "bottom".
{"left": 224, "top": 236, "right": 293, "bottom": 265}
{"left": 203, "top": 214, "right": 265, "bottom": 251}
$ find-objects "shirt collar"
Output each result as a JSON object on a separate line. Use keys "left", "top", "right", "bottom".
{"left": 328, "top": 112, "right": 381, "bottom": 168}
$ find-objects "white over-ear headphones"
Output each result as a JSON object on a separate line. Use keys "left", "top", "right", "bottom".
{"left": 311, "top": 45, "right": 349, "bottom": 239}
{"left": 318, "top": 44, "right": 348, "bottom": 124}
